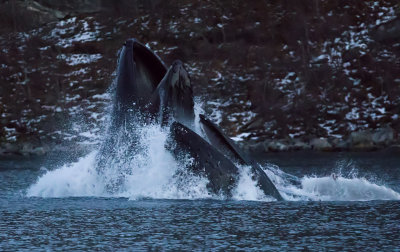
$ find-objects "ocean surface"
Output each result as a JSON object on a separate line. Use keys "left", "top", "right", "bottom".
{"left": 1, "top": 150, "right": 400, "bottom": 250}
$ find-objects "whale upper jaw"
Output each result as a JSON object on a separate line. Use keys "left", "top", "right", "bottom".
{"left": 143, "top": 59, "right": 195, "bottom": 127}
{"left": 163, "top": 60, "right": 195, "bottom": 127}
{"left": 113, "top": 39, "right": 167, "bottom": 127}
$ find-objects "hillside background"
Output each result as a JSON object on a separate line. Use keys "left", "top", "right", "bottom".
{"left": 0, "top": 0, "right": 399, "bottom": 156}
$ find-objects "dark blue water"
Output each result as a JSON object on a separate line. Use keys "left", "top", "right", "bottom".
{"left": 1, "top": 151, "right": 400, "bottom": 250}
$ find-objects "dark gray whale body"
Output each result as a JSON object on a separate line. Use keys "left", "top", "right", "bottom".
{"left": 113, "top": 39, "right": 167, "bottom": 127}
{"left": 167, "top": 121, "right": 238, "bottom": 196}
{"left": 149, "top": 60, "right": 195, "bottom": 127}
{"left": 101, "top": 38, "right": 284, "bottom": 200}
{"left": 113, "top": 39, "right": 194, "bottom": 128}
{"left": 199, "top": 115, "right": 283, "bottom": 200}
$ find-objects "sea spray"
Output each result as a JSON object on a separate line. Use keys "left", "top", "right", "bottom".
{"left": 232, "top": 165, "right": 275, "bottom": 201}
{"left": 299, "top": 175, "right": 400, "bottom": 201}
{"left": 114, "top": 124, "right": 211, "bottom": 199}
{"left": 27, "top": 152, "right": 105, "bottom": 197}
{"left": 26, "top": 97, "right": 400, "bottom": 201}
{"left": 27, "top": 141, "right": 400, "bottom": 201}
{"left": 27, "top": 123, "right": 212, "bottom": 199}
{"left": 263, "top": 163, "right": 400, "bottom": 201}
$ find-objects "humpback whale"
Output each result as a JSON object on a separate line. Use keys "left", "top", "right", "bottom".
{"left": 167, "top": 121, "right": 238, "bottom": 196}
{"left": 98, "top": 38, "right": 284, "bottom": 200}
{"left": 199, "top": 115, "right": 283, "bottom": 201}
{"left": 96, "top": 39, "right": 168, "bottom": 191}
{"left": 148, "top": 60, "right": 195, "bottom": 127}
{"left": 113, "top": 38, "right": 167, "bottom": 127}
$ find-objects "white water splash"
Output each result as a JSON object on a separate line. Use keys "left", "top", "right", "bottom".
{"left": 232, "top": 165, "right": 275, "bottom": 201}
{"left": 27, "top": 124, "right": 211, "bottom": 200}
{"left": 27, "top": 137, "right": 400, "bottom": 201}
{"left": 299, "top": 176, "right": 400, "bottom": 201}
{"left": 264, "top": 164, "right": 400, "bottom": 201}
{"left": 27, "top": 152, "right": 105, "bottom": 197}
{"left": 27, "top": 98, "right": 400, "bottom": 202}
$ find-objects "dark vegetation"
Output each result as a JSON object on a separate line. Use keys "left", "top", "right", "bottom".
{"left": 0, "top": 0, "right": 399, "bottom": 155}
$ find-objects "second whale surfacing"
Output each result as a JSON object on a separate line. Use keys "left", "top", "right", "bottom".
{"left": 98, "top": 38, "right": 284, "bottom": 200}
{"left": 148, "top": 59, "right": 195, "bottom": 128}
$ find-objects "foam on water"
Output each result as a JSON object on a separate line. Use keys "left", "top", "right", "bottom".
{"left": 27, "top": 124, "right": 211, "bottom": 200}
{"left": 115, "top": 125, "right": 211, "bottom": 200}
{"left": 264, "top": 164, "right": 400, "bottom": 201}
{"left": 28, "top": 122, "right": 400, "bottom": 201}
{"left": 299, "top": 176, "right": 400, "bottom": 201}
{"left": 27, "top": 99, "right": 400, "bottom": 202}
{"left": 27, "top": 152, "right": 104, "bottom": 197}
{"left": 232, "top": 165, "right": 275, "bottom": 201}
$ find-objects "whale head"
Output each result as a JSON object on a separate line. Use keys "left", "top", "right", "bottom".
{"left": 160, "top": 60, "right": 194, "bottom": 126}
{"left": 168, "top": 60, "right": 191, "bottom": 90}
{"left": 114, "top": 39, "right": 167, "bottom": 126}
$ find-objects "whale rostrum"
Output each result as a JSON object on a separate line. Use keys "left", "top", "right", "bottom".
{"left": 98, "top": 38, "right": 284, "bottom": 200}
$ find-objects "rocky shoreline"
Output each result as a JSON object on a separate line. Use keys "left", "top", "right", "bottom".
{"left": 0, "top": 126, "right": 398, "bottom": 158}
{"left": 0, "top": 142, "right": 96, "bottom": 158}
{"left": 246, "top": 126, "right": 399, "bottom": 152}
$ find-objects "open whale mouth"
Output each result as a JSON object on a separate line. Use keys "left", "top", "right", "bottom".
{"left": 124, "top": 39, "right": 167, "bottom": 83}
{"left": 109, "top": 39, "right": 284, "bottom": 200}
{"left": 96, "top": 38, "right": 285, "bottom": 200}
{"left": 116, "top": 39, "right": 167, "bottom": 111}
